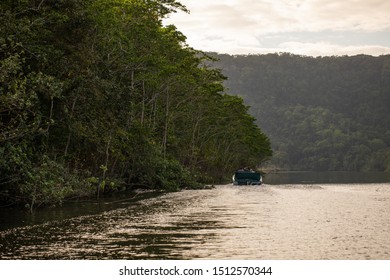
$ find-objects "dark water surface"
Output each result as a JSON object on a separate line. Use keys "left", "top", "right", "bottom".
{"left": 0, "top": 189, "right": 163, "bottom": 232}
{"left": 1, "top": 173, "right": 390, "bottom": 259}
{"left": 264, "top": 171, "right": 390, "bottom": 185}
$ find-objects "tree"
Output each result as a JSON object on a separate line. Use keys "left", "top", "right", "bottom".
{"left": 0, "top": 0, "right": 272, "bottom": 208}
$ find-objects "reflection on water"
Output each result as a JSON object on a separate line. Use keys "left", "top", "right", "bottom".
{"left": 1, "top": 182, "right": 390, "bottom": 260}
{"left": 0, "top": 189, "right": 163, "bottom": 232}
{"left": 264, "top": 171, "right": 390, "bottom": 184}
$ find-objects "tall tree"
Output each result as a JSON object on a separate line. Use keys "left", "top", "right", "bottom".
{"left": 0, "top": 0, "right": 272, "bottom": 208}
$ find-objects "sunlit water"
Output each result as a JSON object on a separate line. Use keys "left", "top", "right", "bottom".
{"left": 1, "top": 183, "right": 390, "bottom": 259}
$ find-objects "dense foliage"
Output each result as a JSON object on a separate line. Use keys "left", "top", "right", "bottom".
{"left": 213, "top": 53, "right": 390, "bottom": 172}
{"left": 0, "top": 0, "right": 271, "bottom": 209}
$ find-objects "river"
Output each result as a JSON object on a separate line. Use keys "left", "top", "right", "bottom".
{"left": 1, "top": 172, "right": 390, "bottom": 259}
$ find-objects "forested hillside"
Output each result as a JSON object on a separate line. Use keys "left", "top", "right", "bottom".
{"left": 213, "top": 53, "right": 390, "bottom": 172}
{"left": 0, "top": 0, "right": 271, "bottom": 209}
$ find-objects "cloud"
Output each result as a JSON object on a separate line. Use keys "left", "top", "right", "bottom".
{"left": 277, "top": 41, "right": 390, "bottom": 57}
{"left": 165, "top": 0, "right": 390, "bottom": 56}
{"left": 303, "top": 0, "right": 390, "bottom": 32}
{"left": 171, "top": 0, "right": 390, "bottom": 33}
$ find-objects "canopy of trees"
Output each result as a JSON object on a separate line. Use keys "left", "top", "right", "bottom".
{"left": 0, "top": 0, "right": 272, "bottom": 209}
{"left": 213, "top": 53, "right": 390, "bottom": 172}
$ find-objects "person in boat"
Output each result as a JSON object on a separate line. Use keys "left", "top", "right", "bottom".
{"left": 238, "top": 167, "right": 255, "bottom": 172}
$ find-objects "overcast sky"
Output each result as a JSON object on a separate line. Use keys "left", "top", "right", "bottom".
{"left": 164, "top": 0, "right": 390, "bottom": 57}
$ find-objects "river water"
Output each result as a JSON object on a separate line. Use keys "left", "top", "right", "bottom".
{"left": 1, "top": 173, "right": 390, "bottom": 260}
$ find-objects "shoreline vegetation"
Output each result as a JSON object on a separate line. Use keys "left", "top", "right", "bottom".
{"left": 0, "top": 0, "right": 272, "bottom": 210}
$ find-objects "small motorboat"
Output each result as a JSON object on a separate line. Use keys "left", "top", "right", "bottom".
{"left": 233, "top": 168, "right": 262, "bottom": 185}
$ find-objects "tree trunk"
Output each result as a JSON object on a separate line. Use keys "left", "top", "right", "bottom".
{"left": 141, "top": 80, "right": 145, "bottom": 126}
{"left": 64, "top": 96, "right": 78, "bottom": 157}
{"left": 162, "top": 88, "right": 170, "bottom": 158}
{"left": 98, "top": 133, "right": 112, "bottom": 199}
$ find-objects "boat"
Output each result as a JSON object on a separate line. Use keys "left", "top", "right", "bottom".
{"left": 233, "top": 168, "right": 262, "bottom": 185}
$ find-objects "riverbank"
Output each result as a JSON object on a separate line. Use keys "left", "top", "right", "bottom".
{"left": 0, "top": 188, "right": 163, "bottom": 232}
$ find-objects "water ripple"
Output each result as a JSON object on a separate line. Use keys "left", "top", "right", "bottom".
{"left": 1, "top": 184, "right": 390, "bottom": 259}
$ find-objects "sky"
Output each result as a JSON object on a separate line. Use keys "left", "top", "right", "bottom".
{"left": 164, "top": 0, "right": 390, "bottom": 57}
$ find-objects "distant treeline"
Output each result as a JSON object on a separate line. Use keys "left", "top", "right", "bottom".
{"left": 0, "top": 0, "right": 272, "bottom": 209}
{"left": 213, "top": 53, "right": 390, "bottom": 172}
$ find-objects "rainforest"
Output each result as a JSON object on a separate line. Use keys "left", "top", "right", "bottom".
{"left": 0, "top": 0, "right": 272, "bottom": 209}
{"left": 213, "top": 53, "right": 390, "bottom": 172}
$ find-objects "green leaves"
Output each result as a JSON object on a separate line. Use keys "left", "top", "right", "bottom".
{"left": 215, "top": 53, "right": 390, "bottom": 172}
{"left": 0, "top": 0, "right": 272, "bottom": 208}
